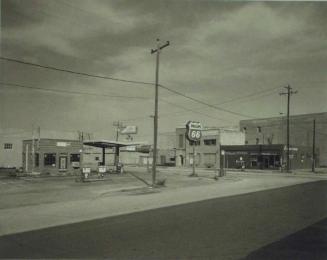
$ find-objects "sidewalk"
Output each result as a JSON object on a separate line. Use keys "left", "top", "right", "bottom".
{"left": 0, "top": 170, "right": 325, "bottom": 237}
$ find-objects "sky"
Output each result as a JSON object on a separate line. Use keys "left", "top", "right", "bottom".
{"left": 1, "top": 0, "right": 327, "bottom": 143}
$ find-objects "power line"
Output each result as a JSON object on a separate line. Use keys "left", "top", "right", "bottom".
{"left": 1, "top": 56, "right": 260, "bottom": 118}
{"left": 159, "top": 84, "right": 256, "bottom": 118}
{"left": 159, "top": 99, "right": 234, "bottom": 123}
{"left": 0, "top": 82, "right": 149, "bottom": 100}
{"left": 0, "top": 56, "right": 155, "bottom": 87}
{"left": 158, "top": 89, "right": 278, "bottom": 120}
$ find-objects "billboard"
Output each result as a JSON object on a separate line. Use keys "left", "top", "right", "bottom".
{"left": 120, "top": 125, "right": 138, "bottom": 135}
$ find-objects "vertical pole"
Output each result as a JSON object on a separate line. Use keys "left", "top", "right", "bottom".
{"left": 25, "top": 144, "right": 29, "bottom": 172}
{"left": 113, "top": 121, "right": 122, "bottom": 169}
{"left": 115, "top": 121, "right": 120, "bottom": 141}
{"left": 286, "top": 85, "right": 290, "bottom": 173}
{"left": 312, "top": 119, "right": 316, "bottom": 173}
{"left": 150, "top": 39, "right": 170, "bottom": 186}
{"left": 192, "top": 144, "right": 195, "bottom": 176}
{"left": 280, "top": 85, "right": 297, "bottom": 173}
{"left": 32, "top": 126, "right": 35, "bottom": 173}
{"left": 223, "top": 153, "right": 226, "bottom": 176}
{"left": 102, "top": 147, "right": 105, "bottom": 166}
{"left": 152, "top": 39, "right": 160, "bottom": 186}
{"left": 37, "top": 126, "right": 41, "bottom": 150}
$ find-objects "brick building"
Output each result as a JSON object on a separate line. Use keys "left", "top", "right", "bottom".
{"left": 23, "top": 139, "right": 83, "bottom": 175}
{"left": 240, "top": 112, "right": 327, "bottom": 167}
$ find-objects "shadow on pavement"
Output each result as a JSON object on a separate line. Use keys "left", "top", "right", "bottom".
{"left": 245, "top": 217, "right": 327, "bottom": 260}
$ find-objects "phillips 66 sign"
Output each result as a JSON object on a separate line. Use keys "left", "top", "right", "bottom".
{"left": 186, "top": 121, "right": 203, "bottom": 141}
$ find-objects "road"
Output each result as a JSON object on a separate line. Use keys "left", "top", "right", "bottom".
{"left": 1, "top": 181, "right": 327, "bottom": 259}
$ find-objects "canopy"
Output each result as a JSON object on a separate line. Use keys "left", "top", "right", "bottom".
{"left": 83, "top": 140, "right": 144, "bottom": 148}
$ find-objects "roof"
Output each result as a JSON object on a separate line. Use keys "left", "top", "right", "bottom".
{"left": 83, "top": 140, "right": 145, "bottom": 148}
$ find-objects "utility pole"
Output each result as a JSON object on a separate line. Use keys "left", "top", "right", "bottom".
{"left": 150, "top": 38, "right": 170, "bottom": 187}
{"left": 312, "top": 119, "right": 316, "bottom": 173}
{"left": 280, "top": 85, "right": 297, "bottom": 173}
{"left": 32, "top": 126, "right": 35, "bottom": 173}
{"left": 113, "top": 121, "right": 124, "bottom": 168}
{"left": 113, "top": 121, "right": 124, "bottom": 141}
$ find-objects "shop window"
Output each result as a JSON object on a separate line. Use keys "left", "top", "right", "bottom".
{"left": 4, "top": 143, "right": 13, "bottom": 149}
{"left": 70, "top": 153, "right": 80, "bottom": 162}
{"left": 44, "top": 153, "right": 56, "bottom": 166}
{"left": 204, "top": 139, "right": 216, "bottom": 146}
{"left": 190, "top": 140, "right": 200, "bottom": 146}
{"left": 35, "top": 153, "right": 39, "bottom": 167}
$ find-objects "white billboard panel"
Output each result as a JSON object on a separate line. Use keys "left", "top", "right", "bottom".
{"left": 120, "top": 126, "right": 138, "bottom": 135}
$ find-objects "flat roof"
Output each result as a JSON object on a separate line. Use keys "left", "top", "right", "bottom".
{"left": 83, "top": 140, "right": 145, "bottom": 148}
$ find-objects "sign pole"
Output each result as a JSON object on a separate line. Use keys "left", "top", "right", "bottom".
{"left": 192, "top": 144, "right": 196, "bottom": 176}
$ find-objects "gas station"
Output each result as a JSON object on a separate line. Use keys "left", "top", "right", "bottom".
{"left": 83, "top": 139, "right": 144, "bottom": 173}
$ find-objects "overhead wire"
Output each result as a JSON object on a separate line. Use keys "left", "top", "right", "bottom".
{"left": 0, "top": 82, "right": 149, "bottom": 100}
{"left": 1, "top": 56, "right": 256, "bottom": 118}
{"left": 0, "top": 57, "right": 155, "bottom": 87}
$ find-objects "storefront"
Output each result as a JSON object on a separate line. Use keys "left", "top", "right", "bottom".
{"left": 22, "top": 139, "right": 83, "bottom": 175}
{"left": 220, "top": 144, "right": 314, "bottom": 170}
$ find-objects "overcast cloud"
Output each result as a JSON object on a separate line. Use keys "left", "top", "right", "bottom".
{"left": 1, "top": 0, "right": 326, "bottom": 142}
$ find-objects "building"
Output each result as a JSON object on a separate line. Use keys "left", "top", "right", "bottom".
{"left": 175, "top": 127, "right": 245, "bottom": 168}
{"left": 240, "top": 112, "right": 327, "bottom": 167}
{"left": 220, "top": 144, "right": 313, "bottom": 170}
{"left": 0, "top": 135, "right": 23, "bottom": 169}
{"left": 0, "top": 129, "right": 81, "bottom": 169}
{"left": 22, "top": 139, "right": 83, "bottom": 175}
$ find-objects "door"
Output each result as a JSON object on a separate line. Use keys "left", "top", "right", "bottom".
{"left": 59, "top": 156, "right": 67, "bottom": 170}
{"left": 160, "top": 155, "right": 166, "bottom": 165}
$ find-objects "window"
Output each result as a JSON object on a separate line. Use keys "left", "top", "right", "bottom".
{"left": 245, "top": 140, "right": 249, "bottom": 144}
{"left": 35, "top": 153, "right": 39, "bottom": 167}
{"left": 204, "top": 139, "right": 216, "bottom": 146}
{"left": 4, "top": 143, "right": 13, "bottom": 149}
{"left": 257, "top": 126, "right": 262, "bottom": 133}
{"left": 190, "top": 140, "right": 200, "bottom": 146}
{"left": 242, "top": 127, "right": 247, "bottom": 133}
{"left": 44, "top": 153, "right": 56, "bottom": 166}
{"left": 70, "top": 153, "right": 80, "bottom": 162}
{"left": 95, "top": 156, "right": 100, "bottom": 161}
{"left": 179, "top": 134, "right": 184, "bottom": 148}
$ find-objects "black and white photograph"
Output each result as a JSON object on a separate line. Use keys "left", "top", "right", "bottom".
{"left": 0, "top": 0, "right": 327, "bottom": 258}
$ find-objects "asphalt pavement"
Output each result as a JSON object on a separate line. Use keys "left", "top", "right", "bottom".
{"left": 245, "top": 217, "right": 327, "bottom": 260}
{"left": 1, "top": 181, "right": 327, "bottom": 259}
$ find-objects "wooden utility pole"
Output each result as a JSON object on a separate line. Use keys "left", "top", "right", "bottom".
{"left": 32, "top": 126, "right": 35, "bottom": 173}
{"left": 113, "top": 121, "right": 124, "bottom": 141}
{"left": 150, "top": 38, "right": 170, "bottom": 187}
{"left": 113, "top": 121, "right": 124, "bottom": 168}
{"left": 312, "top": 119, "right": 316, "bottom": 173}
{"left": 280, "top": 85, "right": 297, "bottom": 173}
